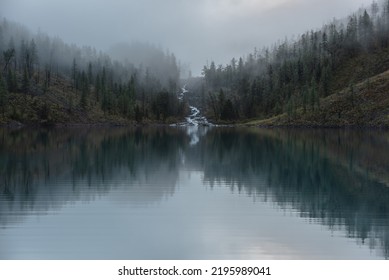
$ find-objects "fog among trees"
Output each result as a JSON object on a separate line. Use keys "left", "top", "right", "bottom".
{"left": 202, "top": 0, "right": 389, "bottom": 122}
{"left": 1, "top": 0, "right": 389, "bottom": 125}
{"left": 0, "top": 19, "right": 184, "bottom": 123}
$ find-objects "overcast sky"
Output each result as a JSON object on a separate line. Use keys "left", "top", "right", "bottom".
{"left": 1, "top": 0, "right": 375, "bottom": 75}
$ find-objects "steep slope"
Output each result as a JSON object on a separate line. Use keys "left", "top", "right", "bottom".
{"left": 248, "top": 67, "right": 389, "bottom": 127}
{"left": 0, "top": 19, "right": 185, "bottom": 126}
{"left": 200, "top": 1, "right": 389, "bottom": 126}
{"left": 0, "top": 74, "right": 134, "bottom": 126}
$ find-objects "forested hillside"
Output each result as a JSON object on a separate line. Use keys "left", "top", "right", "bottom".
{"left": 2, "top": 1, "right": 389, "bottom": 127}
{"left": 201, "top": 0, "right": 389, "bottom": 126}
{"left": 0, "top": 20, "right": 185, "bottom": 125}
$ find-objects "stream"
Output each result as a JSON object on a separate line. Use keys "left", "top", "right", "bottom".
{"left": 172, "top": 84, "right": 212, "bottom": 145}
{"left": 175, "top": 85, "right": 211, "bottom": 127}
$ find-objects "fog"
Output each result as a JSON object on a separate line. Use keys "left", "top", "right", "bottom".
{"left": 1, "top": 0, "right": 375, "bottom": 76}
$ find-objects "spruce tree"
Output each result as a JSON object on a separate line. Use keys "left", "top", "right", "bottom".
{"left": 0, "top": 74, "right": 7, "bottom": 117}
{"left": 22, "top": 67, "right": 29, "bottom": 94}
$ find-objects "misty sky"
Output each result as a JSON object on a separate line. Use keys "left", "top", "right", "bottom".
{"left": 1, "top": 0, "right": 375, "bottom": 75}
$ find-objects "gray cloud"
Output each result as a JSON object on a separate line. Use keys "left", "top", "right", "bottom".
{"left": 1, "top": 0, "right": 374, "bottom": 75}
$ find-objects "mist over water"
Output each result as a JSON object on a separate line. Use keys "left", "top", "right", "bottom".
{"left": 0, "top": 127, "right": 388, "bottom": 259}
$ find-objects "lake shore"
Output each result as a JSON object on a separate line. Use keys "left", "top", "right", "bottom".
{"left": 2, "top": 119, "right": 389, "bottom": 129}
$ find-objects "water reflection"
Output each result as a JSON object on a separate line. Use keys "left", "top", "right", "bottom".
{"left": 195, "top": 128, "right": 389, "bottom": 258}
{"left": 0, "top": 127, "right": 389, "bottom": 259}
{"left": 0, "top": 127, "right": 185, "bottom": 219}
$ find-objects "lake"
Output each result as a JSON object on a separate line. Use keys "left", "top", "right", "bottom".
{"left": 0, "top": 126, "right": 388, "bottom": 259}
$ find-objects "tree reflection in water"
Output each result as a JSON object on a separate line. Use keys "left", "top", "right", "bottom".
{"left": 0, "top": 127, "right": 389, "bottom": 258}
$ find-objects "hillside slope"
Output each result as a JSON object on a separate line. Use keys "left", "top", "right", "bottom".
{"left": 0, "top": 74, "right": 134, "bottom": 126}
{"left": 0, "top": 19, "right": 185, "bottom": 127}
{"left": 199, "top": 1, "right": 389, "bottom": 126}
{"left": 247, "top": 67, "right": 389, "bottom": 127}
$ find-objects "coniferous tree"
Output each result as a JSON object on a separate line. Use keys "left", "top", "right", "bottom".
{"left": 199, "top": 1, "right": 389, "bottom": 122}
{"left": 7, "top": 68, "right": 17, "bottom": 92}
{"left": 0, "top": 19, "right": 183, "bottom": 123}
{"left": 22, "top": 67, "right": 29, "bottom": 94}
{"left": 87, "top": 62, "right": 93, "bottom": 85}
{"left": 2, "top": 48, "right": 15, "bottom": 72}
{"left": 80, "top": 71, "right": 88, "bottom": 109}
{"left": 71, "top": 58, "right": 78, "bottom": 90}
{"left": 44, "top": 64, "right": 51, "bottom": 92}
{"left": 0, "top": 74, "right": 7, "bottom": 117}
{"left": 26, "top": 39, "right": 37, "bottom": 78}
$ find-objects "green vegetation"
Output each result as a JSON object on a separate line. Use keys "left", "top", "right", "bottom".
{"left": 201, "top": 0, "right": 389, "bottom": 127}
{"left": 247, "top": 69, "right": 389, "bottom": 127}
{"left": 2, "top": 1, "right": 389, "bottom": 127}
{"left": 0, "top": 19, "right": 186, "bottom": 126}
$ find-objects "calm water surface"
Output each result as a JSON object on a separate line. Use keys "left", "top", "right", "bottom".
{"left": 0, "top": 127, "right": 388, "bottom": 259}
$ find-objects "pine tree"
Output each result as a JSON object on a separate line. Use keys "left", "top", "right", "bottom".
{"left": 310, "top": 80, "right": 317, "bottom": 112}
{"left": 87, "top": 62, "right": 93, "bottom": 85}
{"left": 0, "top": 74, "right": 7, "bottom": 117}
{"left": 7, "top": 68, "right": 17, "bottom": 92}
{"left": 22, "top": 67, "right": 29, "bottom": 94}
{"left": 287, "top": 98, "right": 293, "bottom": 121}
{"left": 217, "top": 88, "right": 225, "bottom": 120}
{"left": 44, "top": 64, "right": 51, "bottom": 92}
{"left": 127, "top": 75, "right": 136, "bottom": 117}
{"left": 95, "top": 73, "right": 101, "bottom": 102}
{"left": 359, "top": 10, "right": 374, "bottom": 49}
{"left": 27, "top": 39, "right": 37, "bottom": 78}
{"left": 80, "top": 71, "right": 88, "bottom": 109}
{"left": 71, "top": 58, "right": 78, "bottom": 90}
{"left": 2, "top": 48, "right": 15, "bottom": 72}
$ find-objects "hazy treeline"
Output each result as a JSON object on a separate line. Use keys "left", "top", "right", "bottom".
{"left": 0, "top": 19, "right": 184, "bottom": 123}
{"left": 202, "top": 0, "right": 389, "bottom": 121}
{"left": 108, "top": 42, "right": 182, "bottom": 89}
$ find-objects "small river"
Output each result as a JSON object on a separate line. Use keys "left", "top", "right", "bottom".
{"left": 172, "top": 85, "right": 212, "bottom": 145}
{"left": 1, "top": 126, "right": 388, "bottom": 259}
